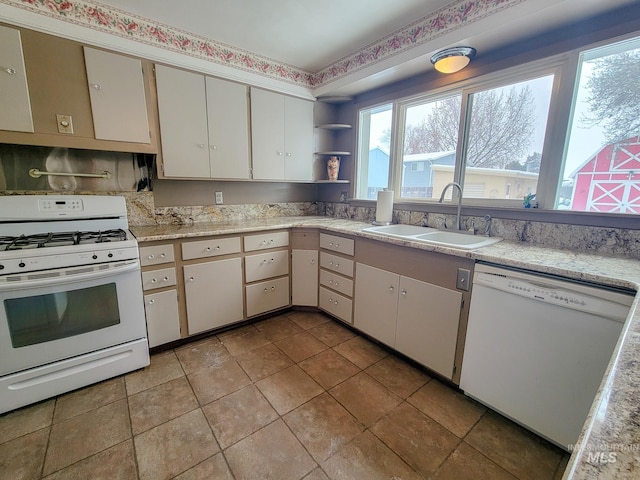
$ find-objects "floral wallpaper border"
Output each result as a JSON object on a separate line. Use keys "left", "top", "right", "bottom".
{"left": 2, "top": 0, "right": 525, "bottom": 89}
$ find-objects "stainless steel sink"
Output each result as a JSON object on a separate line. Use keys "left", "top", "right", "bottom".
{"left": 362, "top": 224, "right": 502, "bottom": 250}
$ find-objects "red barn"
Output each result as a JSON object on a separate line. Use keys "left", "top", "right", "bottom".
{"left": 569, "top": 137, "right": 640, "bottom": 213}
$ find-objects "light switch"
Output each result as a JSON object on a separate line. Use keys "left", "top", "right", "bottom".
{"left": 56, "top": 114, "right": 74, "bottom": 134}
{"left": 456, "top": 268, "right": 471, "bottom": 291}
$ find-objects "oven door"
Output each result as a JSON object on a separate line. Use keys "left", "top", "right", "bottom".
{"left": 0, "top": 260, "right": 147, "bottom": 376}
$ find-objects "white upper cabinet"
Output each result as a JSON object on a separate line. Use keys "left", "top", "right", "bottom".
{"left": 284, "top": 95, "right": 314, "bottom": 181}
{"left": 0, "top": 26, "right": 34, "bottom": 133}
{"left": 83, "top": 47, "right": 150, "bottom": 144}
{"left": 156, "top": 65, "right": 250, "bottom": 179}
{"left": 205, "top": 76, "right": 250, "bottom": 179}
{"left": 155, "top": 65, "right": 210, "bottom": 178}
{"left": 251, "top": 88, "right": 313, "bottom": 181}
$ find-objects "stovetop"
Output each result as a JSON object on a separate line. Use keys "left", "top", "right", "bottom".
{"left": 0, "top": 229, "right": 128, "bottom": 252}
{"left": 0, "top": 195, "right": 139, "bottom": 276}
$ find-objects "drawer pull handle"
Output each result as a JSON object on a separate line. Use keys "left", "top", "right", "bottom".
{"left": 148, "top": 254, "right": 154, "bottom": 259}
{"left": 335, "top": 263, "right": 340, "bottom": 268}
{"left": 160, "top": 253, "right": 166, "bottom": 258}
{"left": 261, "top": 240, "right": 267, "bottom": 245}
{"left": 2, "top": 67, "right": 17, "bottom": 75}
{"left": 264, "top": 287, "right": 269, "bottom": 293}
{"left": 402, "top": 289, "right": 407, "bottom": 296}
{"left": 148, "top": 299, "right": 155, "bottom": 305}
{"left": 163, "top": 277, "right": 169, "bottom": 282}
{"left": 272, "top": 286, "right": 276, "bottom": 291}
{"left": 206, "top": 247, "right": 211, "bottom": 252}
{"left": 335, "top": 282, "right": 339, "bottom": 286}
{"left": 216, "top": 245, "right": 220, "bottom": 250}
{"left": 151, "top": 278, "right": 157, "bottom": 283}
{"left": 334, "top": 300, "right": 339, "bottom": 305}
{"left": 389, "top": 286, "right": 394, "bottom": 291}
{"left": 311, "top": 259, "right": 316, "bottom": 264}
{"left": 188, "top": 276, "right": 195, "bottom": 282}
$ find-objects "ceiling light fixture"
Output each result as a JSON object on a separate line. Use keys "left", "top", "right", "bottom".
{"left": 430, "top": 46, "right": 477, "bottom": 74}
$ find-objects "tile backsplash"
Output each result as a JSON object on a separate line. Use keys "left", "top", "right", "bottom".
{"left": 1, "top": 191, "right": 637, "bottom": 259}
{"left": 319, "top": 202, "right": 640, "bottom": 259}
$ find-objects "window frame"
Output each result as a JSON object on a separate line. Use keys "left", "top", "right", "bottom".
{"left": 385, "top": 56, "right": 568, "bottom": 208}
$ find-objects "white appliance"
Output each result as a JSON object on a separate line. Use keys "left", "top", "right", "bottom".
{"left": 0, "top": 195, "right": 149, "bottom": 414}
{"left": 460, "top": 263, "right": 634, "bottom": 449}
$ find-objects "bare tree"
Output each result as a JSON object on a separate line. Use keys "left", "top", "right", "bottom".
{"left": 583, "top": 49, "right": 640, "bottom": 143}
{"left": 404, "top": 87, "right": 536, "bottom": 168}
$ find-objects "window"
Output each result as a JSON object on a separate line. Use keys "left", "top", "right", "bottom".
{"left": 356, "top": 103, "right": 393, "bottom": 200}
{"left": 398, "top": 94, "right": 460, "bottom": 199}
{"left": 560, "top": 38, "right": 640, "bottom": 214}
{"left": 462, "top": 75, "right": 553, "bottom": 200}
{"left": 389, "top": 74, "right": 554, "bottom": 203}
{"left": 355, "top": 34, "right": 640, "bottom": 216}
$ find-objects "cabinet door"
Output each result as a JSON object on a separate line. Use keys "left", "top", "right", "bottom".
{"left": 156, "top": 65, "right": 210, "bottom": 178}
{"left": 184, "top": 258, "right": 243, "bottom": 334}
{"left": 292, "top": 249, "right": 318, "bottom": 306}
{"left": 84, "top": 47, "right": 150, "bottom": 143}
{"left": 284, "top": 96, "right": 313, "bottom": 181}
{"left": 206, "top": 76, "right": 250, "bottom": 179}
{"left": 251, "top": 88, "right": 285, "bottom": 180}
{"left": 144, "top": 290, "right": 181, "bottom": 347}
{"left": 396, "top": 276, "right": 462, "bottom": 379}
{"left": 0, "top": 26, "right": 33, "bottom": 133}
{"left": 245, "top": 277, "right": 290, "bottom": 317}
{"left": 353, "top": 263, "right": 399, "bottom": 347}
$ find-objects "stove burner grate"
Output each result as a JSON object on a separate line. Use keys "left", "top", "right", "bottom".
{"left": 0, "top": 229, "right": 128, "bottom": 251}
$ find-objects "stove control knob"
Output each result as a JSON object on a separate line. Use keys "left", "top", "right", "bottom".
{"left": 19, "top": 262, "right": 25, "bottom": 268}
{"left": 92, "top": 254, "right": 98, "bottom": 260}
{"left": 0, "top": 264, "right": 4, "bottom": 270}
{"left": 108, "top": 253, "right": 113, "bottom": 258}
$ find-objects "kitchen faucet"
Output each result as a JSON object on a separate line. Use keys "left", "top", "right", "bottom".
{"left": 438, "top": 182, "right": 462, "bottom": 231}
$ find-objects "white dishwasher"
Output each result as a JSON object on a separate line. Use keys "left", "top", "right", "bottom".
{"left": 460, "top": 263, "right": 634, "bottom": 449}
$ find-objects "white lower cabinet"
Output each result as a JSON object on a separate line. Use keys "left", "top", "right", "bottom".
{"left": 395, "top": 276, "right": 462, "bottom": 379}
{"left": 292, "top": 249, "right": 318, "bottom": 306}
{"left": 354, "top": 262, "right": 462, "bottom": 379}
{"left": 319, "top": 286, "right": 353, "bottom": 324}
{"left": 353, "top": 264, "right": 399, "bottom": 347}
{"left": 144, "top": 290, "right": 181, "bottom": 348}
{"left": 246, "top": 277, "right": 290, "bottom": 317}
{"left": 184, "top": 257, "right": 243, "bottom": 335}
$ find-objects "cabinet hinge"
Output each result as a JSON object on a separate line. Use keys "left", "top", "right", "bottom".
{"left": 453, "top": 364, "right": 457, "bottom": 375}
{"left": 461, "top": 298, "right": 465, "bottom": 309}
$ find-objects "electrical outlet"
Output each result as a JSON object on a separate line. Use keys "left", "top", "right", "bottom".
{"left": 215, "top": 191, "right": 223, "bottom": 204}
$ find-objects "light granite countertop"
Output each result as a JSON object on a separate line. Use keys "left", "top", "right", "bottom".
{"left": 131, "top": 217, "right": 640, "bottom": 480}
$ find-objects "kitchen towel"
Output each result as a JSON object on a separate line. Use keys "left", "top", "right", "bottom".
{"left": 375, "top": 189, "right": 394, "bottom": 224}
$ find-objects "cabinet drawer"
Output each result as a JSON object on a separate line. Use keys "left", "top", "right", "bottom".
{"left": 141, "top": 267, "right": 177, "bottom": 291}
{"left": 245, "top": 276, "right": 290, "bottom": 317}
{"left": 244, "top": 231, "right": 289, "bottom": 252}
{"left": 319, "top": 286, "right": 353, "bottom": 324}
{"left": 320, "top": 252, "right": 353, "bottom": 278}
{"left": 320, "top": 233, "right": 354, "bottom": 256}
{"left": 182, "top": 236, "right": 241, "bottom": 260}
{"left": 140, "top": 244, "right": 175, "bottom": 266}
{"left": 144, "top": 290, "right": 181, "bottom": 348}
{"left": 320, "top": 269, "right": 353, "bottom": 297}
{"left": 245, "top": 250, "right": 289, "bottom": 283}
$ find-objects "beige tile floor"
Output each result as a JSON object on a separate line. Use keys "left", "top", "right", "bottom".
{"left": 0, "top": 311, "right": 570, "bottom": 480}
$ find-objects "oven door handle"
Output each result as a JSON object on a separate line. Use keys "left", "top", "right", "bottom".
{"left": 0, "top": 260, "right": 141, "bottom": 292}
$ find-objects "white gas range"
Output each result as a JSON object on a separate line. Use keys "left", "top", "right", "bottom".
{"left": 0, "top": 195, "right": 149, "bottom": 414}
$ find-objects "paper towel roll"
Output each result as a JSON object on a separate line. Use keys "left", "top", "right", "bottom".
{"left": 375, "top": 190, "right": 394, "bottom": 224}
